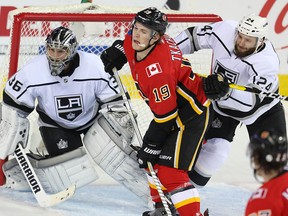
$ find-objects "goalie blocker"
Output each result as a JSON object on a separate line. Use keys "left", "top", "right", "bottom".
{"left": 83, "top": 105, "right": 150, "bottom": 201}
{"left": 0, "top": 103, "right": 30, "bottom": 160}
{"left": 0, "top": 103, "right": 30, "bottom": 185}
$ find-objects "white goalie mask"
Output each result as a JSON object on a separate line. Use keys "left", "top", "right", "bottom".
{"left": 45, "top": 26, "right": 78, "bottom": 76}
{"left": 237, "top": 14, "right": 268, "bottom": 52}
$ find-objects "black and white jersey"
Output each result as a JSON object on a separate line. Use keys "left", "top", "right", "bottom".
{"left": 175, "top": 20, "right": 280, "bottom": 125}
{"left": 3, "top": 51, "right": 120, "bottom": 130}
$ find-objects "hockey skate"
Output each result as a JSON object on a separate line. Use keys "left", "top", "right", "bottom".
{"left": 142, "top": 202, "right": 179, "bottom": 216}
{"left": 142, "top": 202, "right": 209, "bottom": 216}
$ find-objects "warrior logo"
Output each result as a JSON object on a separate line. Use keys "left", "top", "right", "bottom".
{"left": 55, "top": 95, "right": 83, "bottom": 121}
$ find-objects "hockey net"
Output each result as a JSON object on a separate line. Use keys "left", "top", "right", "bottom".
{"left": 1, "top": 3, "right": 222, "bottom": 150}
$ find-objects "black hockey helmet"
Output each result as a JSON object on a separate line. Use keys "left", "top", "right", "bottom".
{"left": 45, "top": 26, "right": 78, "bottom": 76}
{"left": 248, "top": 129, "right": 287, "bottom": 171}
{"left": 134, "top": 7, "right": 168, "bottom": 36}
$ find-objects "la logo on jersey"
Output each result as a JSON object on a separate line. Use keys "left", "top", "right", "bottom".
{"left": 214, "top": 61, "right": 238, "bottom": 83}
{"left": 55, "top": 95, "right": 83, "bottom": 121}
{"left": 146, "top": 63, "right": 162, "bottom": 77}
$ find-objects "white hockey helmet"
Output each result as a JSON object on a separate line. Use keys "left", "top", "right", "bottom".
{"left": 238, "top": 14, "right": 268, "bottom": 39}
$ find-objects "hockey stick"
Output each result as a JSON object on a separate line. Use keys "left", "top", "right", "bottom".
{"left": 199, "top": 73, "right": 288, "bottom": 101}
{"left": 228, "top": 83, "right": 288, "bottom": 101}
{"left": 14, "top": 144, "right": 76, "bottom": 207}
{"left": 112, "top": 68, "right": 172, "bottom": 216}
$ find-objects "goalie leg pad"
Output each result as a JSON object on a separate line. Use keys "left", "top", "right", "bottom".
{"left": 0, "top": 103, "right": 29, "bottom": 159}
{"left": 84, "top": 115, "right": 149, "bottom": 201}
{"left": 3, "top": 147, "right": 99, "bottom": 193}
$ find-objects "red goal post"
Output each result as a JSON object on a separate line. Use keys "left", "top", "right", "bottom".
{"left": 1, "top": 4, "right": 222, "bottom": 149}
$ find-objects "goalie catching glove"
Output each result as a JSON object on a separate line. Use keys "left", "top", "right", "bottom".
{"left": 203, "top": 72, "right": 230, "bottom": 100}
{"left": 100, "top": 40, "right": 127, "bottom": 75}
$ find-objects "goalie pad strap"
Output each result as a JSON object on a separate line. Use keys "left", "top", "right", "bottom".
{"left": 28, "top": 146, "right": 86, "bottom": 168}
{"left": 0, "top": 103, "right": 29, "bottom": 159}
{"left": 3, "top": 147, "right": 98, "bottom": 193}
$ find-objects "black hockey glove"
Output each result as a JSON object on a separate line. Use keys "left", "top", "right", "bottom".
{"left": 203, "top": 73, "right": 230, "bottom": 100}
{"left": 137, "top": 141, "right": 162, "bottom": 169}
{"left": 100, "top": 40, "right": 127, "bottom": 75}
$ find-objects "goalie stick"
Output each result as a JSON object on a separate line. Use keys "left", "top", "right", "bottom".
{"left": 14, "top": 144, "right": 76, "bottom": 207}
{"left": 112, "top": 68, "right": 172, "bottom": 216}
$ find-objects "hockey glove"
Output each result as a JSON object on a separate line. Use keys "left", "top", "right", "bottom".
{"left": 137, "top": 141, "right": 162, "bottom": 169}
{"left": 203, "top": 73, "right": 230, "bottom": 100}
{"left": 100, "top": 40, "right": 127, "bottom": 75}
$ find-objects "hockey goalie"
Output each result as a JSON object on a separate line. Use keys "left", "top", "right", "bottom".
{"left": 0, "top": 26, "right": 149, "bottom": 205}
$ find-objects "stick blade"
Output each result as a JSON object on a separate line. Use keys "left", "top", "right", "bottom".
{"left": 38, "top": 184, "right": 76, "bottom": 207}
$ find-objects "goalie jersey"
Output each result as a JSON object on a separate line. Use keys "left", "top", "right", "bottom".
{"left": 175, "top": 20, "right": 280, "bottom": 125}
{"left": 3, "top": 51, "right": 120, "bottom": 131}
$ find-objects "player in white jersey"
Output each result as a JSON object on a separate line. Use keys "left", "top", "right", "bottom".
{"left": 0, "top": 26, "right": 144, "bottom": 197}
{"left": 174, "top": 14, "right": 287, "bottom": 186}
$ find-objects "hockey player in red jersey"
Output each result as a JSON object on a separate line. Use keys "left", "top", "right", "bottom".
{"left": 245, "top": 129, "right": 288, "bottom": 216}
{"left": 174, "top": 14, "right": 287, "bottom": 188}
{"left": 101, "top": 7, "right": 230, "bottom": 216}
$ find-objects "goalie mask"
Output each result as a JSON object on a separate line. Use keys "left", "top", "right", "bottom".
{"left": 45, "top": 26, "right": 78, "bottom": 76}
{"left": 247, "top": 129, "right": 287, "bottom": 174}
{"left": 237, "top": 14, "right": 268, "bottom": 53}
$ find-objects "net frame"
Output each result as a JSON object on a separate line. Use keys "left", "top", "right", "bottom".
{"left": 8, "top": 11, "right": 222, "bottom": 78}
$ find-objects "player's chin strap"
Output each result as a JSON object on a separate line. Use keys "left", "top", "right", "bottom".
{"left": 14, "top": 144, "right": 76, "bottom": 207}
{"left": 112, "top": 68, "right": 173, "bottom": 216}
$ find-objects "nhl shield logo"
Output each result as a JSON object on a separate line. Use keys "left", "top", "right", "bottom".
{"left": 55, "top": 95, "right": 83, "bottom": 121}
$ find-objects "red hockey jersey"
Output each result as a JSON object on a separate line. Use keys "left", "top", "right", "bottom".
{"left": 245, "top": 171, "right": 288, "bottom": 216}
{"left": 123, "top": 32, "right": 210, "bottom": 144}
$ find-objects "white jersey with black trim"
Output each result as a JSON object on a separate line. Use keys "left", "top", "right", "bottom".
{"left": 4, "top": 51, "right": 120, "bottom": 130}
{"left": 174, "top": 20, "right": 280, "bottom": 125}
